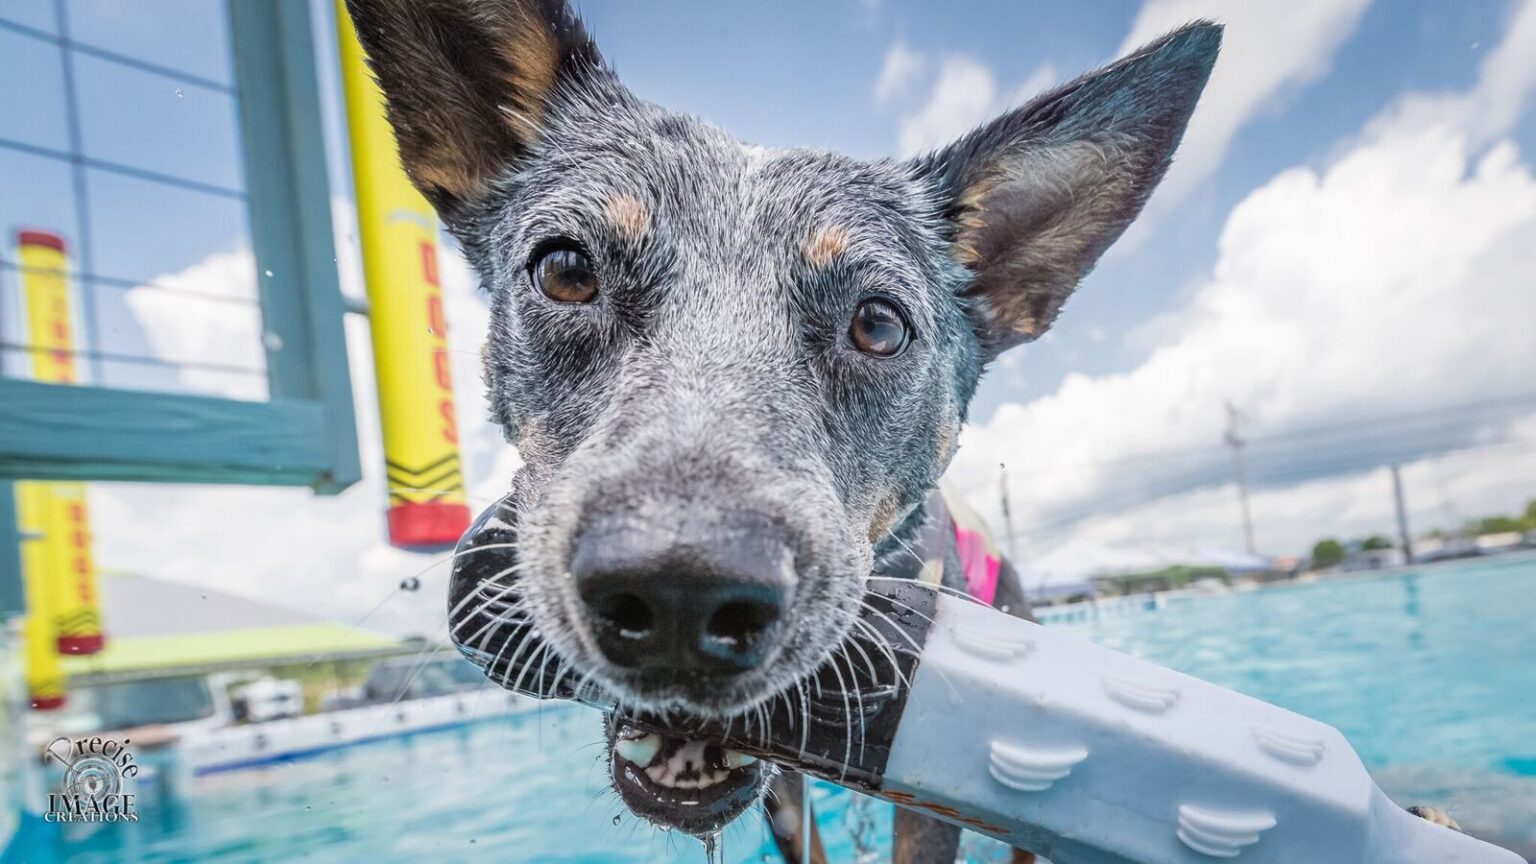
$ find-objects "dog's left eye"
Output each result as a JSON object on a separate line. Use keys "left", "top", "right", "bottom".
{"left": 849, "top": 297, "right": 910, "bottom": 357}
{"left": 531, "top": 245, "right": 598, "bottom": 303}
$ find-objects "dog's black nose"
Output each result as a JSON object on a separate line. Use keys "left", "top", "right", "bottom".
{"left": 572, "top": 515, "right": 794, "bottom": 676}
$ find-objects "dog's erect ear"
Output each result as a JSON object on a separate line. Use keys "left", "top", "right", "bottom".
{"left": 917, "top": 22, "right": 1220, "bottom": 356}
{"left": 343, "top": 0, "right": 605, "bottom": 215}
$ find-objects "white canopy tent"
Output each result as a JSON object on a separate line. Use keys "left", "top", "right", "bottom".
{"left": 1018, "top": 541, "right": 1270, "bottom": 598}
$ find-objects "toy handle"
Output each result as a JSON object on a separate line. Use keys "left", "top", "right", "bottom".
{"left": 861, "top": 592, "right": 1524, "bottom": 864}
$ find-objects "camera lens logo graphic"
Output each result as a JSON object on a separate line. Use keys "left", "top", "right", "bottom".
{"left": 43, "top": 736, "right": 139, "bottom": 823}
{"left": 63, "top": 752, "right": 121, "bottom": 800}
{"left": 45, "top": 737, "right": 126, "bottom": 802}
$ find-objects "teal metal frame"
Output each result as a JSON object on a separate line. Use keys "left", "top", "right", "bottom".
{"left": 0, "top": 0, "right": 359, "bottom": 494}
{"left": 0, "top": 487, "right": 20, "bottom": 615}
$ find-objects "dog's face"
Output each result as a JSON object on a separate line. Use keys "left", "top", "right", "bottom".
{"left": 348, "top": 0, "right": 1216, "bottom": 836}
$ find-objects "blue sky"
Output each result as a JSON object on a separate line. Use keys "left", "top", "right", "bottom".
{"left": 3, "top": 0, "right": 1535, "bottom": 626}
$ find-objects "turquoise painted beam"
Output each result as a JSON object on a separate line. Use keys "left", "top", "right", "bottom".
{"left": 229, "top": 0, "right": 361, "bottom": 493}
{"left": 0, "top": 483, "right": 21, "bottom": 616}
{"left": 0, "top": 0, "right": 360, "bottom": 495}
{"left": 0, "top": 379, "right": 340, "bottom": 487}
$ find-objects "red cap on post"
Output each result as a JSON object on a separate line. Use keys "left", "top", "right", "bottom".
{"left": 30, "top": 695, "right": 66, "bottom": 711}
{"left": 387, "top": 501, "right": 471, "bottom": 552}
{"left": 16, "top": 229, "right": 66, "bottom": 253}
{"left": 58, "top": 634, "right": 105, "bottom": 655}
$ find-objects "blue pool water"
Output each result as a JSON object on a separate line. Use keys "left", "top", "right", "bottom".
{"left": 46, "top": 554, "right": 1536, "bottom": 862}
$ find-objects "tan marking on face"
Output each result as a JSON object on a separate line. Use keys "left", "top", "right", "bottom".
{"left": 932, "top": 393, "right": 960, "bottom": 468}
{"left": 935, "top": 420, "right": 957, "bottom": 467}
{"left": 515, "top": 417, "right": 550, "bottom": 462}
{"left": 803, "top": 225, "right": 850, "bottom": 268}
{"left": 868, "top": 494, "right": 902, "bottom": 543}
{"left": 604, "top": 194, "right": 650, "bottom": 240}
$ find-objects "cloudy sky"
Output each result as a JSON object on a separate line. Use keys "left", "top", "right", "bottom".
{"left": 4, "top": 0, "right": 1535, "bottom": 633}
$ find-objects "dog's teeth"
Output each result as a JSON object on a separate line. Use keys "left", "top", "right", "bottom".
{"left": 638, "top": 738, "right": 747, "bottom": 790}
{"left": 645, "top": 761, "right": 676, "bottom": 787}
{"left": 724, "top": 749, "right": 757, "bottom": 769}
{"left": 615, "top": 733, "right": 661, "bottom": 766}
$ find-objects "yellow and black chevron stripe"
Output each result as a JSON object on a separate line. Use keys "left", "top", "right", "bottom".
{"left": 386, "top": 453, "right": 466, "bottom": 505}
{"left": 54, "top": 607, "right": 100, "bottom": 636}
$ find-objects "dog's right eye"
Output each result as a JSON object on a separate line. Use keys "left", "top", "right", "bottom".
{"left": 531, "top": 245, "right": 598, "bottom": 303}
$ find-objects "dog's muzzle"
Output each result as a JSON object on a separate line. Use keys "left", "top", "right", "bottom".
{"left": 449, "top": 497, "right": 935, "bottom": 836}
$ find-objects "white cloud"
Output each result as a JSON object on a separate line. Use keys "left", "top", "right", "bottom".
{"left": 90, "top": 200, "right": 517, "bottom": 638}
{"left": 897, "top": 56, "right": 1054, "bottom": 157}
{"left": 122, "top": 251, "right": 266, "bottom": 400}
{"left": 873, "top": 41, "right": 925, "bottom": 106}
{"left": 1117, "top": 0, "right": 1372, "bottom": 212}
{"left": 1017, "top": 421, "right": 1536, "bottom": 578}
{"left": 949, "top": 18, "right": 1536, "bottom": 562}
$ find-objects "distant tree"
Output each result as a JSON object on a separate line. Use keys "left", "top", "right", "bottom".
{"left": 1361, "top": 535, "right": 1393, "bottom": 550}
{"left": 1312, "top": 538, "right": 1345, "bottom": 567}
{"left": 1524, "top": 499, "right": 1536, "bottom": 530}
{"left": 1471, "top": 516, "right": 1523, "bottom": 536}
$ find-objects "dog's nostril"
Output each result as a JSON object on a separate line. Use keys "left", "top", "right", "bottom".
{"left": 599, "top": 593, "right": 654, "bottom": 638}
{"left": 706, "top": 600, "right": 780, "bottom": 653}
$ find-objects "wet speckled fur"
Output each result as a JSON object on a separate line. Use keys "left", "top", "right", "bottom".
{"left": 345, "top": 0, "right": 1226, "bottom": 856}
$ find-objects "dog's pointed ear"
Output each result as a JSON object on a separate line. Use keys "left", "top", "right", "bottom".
{"left": 916, "top": 22, "right": 1220, "bottom": 357}
{"left": 342, "top": 0, "right": 606, "bottom": 215}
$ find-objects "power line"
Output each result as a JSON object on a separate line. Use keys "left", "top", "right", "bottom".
{"left": 990, "top": 391, "right": 1536, "bottom": 479}
{"left": 1002, "top": 437, "right": 1536, "bottom": 542}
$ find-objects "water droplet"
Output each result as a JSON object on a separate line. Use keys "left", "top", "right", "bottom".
{"left": 264, "top": 269, "right": 274, "bottom": 277}
{"left": 426, "top": 328, "right": 435, "bottom": 335}
{"left": 610, "top": 815, "right": 621, "bottom": 825}
{"left": 399, "top": 576, "right": 421, "bottom": 592}
{"left": 174, "top": 88, "right": 184, "bottom": 98}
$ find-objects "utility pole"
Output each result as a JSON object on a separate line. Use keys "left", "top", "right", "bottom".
{"left": 1224, "top": 401, "right": 1258, "bottom": 555}
{"left": 998, "top": 464, "right": 1018, "bottom": 560}
{"left": 1390, "top": 463, "right": 1414, "bottom": 563}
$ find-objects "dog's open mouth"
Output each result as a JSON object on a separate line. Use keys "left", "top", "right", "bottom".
{"left": 608, "top": 717, "right": 768, "bottom": 835}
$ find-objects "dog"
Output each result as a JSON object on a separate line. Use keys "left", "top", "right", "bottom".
{"left": 342, "top": 2, "right": 1466, "bottom": 859}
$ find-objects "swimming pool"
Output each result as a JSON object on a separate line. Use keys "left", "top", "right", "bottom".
{"left": 46, "top": 554, "right": 1536, "bottom": 862}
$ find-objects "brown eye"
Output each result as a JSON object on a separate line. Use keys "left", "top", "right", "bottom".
{"left": 849, "top": 297, "right": 910, "bottom": 356}
{"left": 531, "top": 245, "right": 598, "bottom": 303}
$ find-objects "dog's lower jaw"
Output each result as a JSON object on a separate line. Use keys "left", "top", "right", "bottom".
{"left": 606, "top": 715, "right": 771, "bottom": 837}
